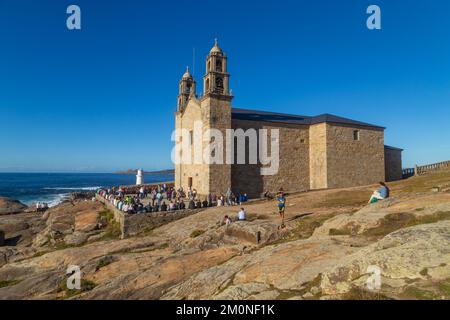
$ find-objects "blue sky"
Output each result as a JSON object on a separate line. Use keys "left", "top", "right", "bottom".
{"left": 0, "top": 0, "right": 449, "bottom": 172}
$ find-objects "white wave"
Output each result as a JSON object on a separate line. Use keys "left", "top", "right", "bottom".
{"left": 22, "top": 193, "right": 70, "bottom": 208}
{"left": 44, "top": 186, "right": 102, "bottom": 191}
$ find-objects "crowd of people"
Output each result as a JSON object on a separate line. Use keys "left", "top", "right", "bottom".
{"left": 35, "top": 202, "right": 49, "bottom": 212}
{"left": 97, "top": 184, "right": 249, "bottom": 215}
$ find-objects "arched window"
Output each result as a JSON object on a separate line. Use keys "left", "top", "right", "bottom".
{"left": 216, "top": 59, "right": 222, "bottom": 72}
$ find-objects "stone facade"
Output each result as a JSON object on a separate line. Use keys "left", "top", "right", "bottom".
{"left": 325, "top": 123, "right": 385, "bottom": 189}
{"left": 385, "top": 146, "right": 403, "bottom": 182}
{"left": 174, "top": 41, "right": 403, "bottom": 197}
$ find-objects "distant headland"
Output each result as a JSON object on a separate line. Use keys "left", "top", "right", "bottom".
{"left": 114, "top": 169, "right": 174, "bottom": 175}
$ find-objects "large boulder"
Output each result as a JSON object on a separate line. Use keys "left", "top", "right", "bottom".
{"left": 0, "top": 197, "right": 27, "bottom": 215}
{"left": 317, "top": 220, "right": 450, "bottom": 297}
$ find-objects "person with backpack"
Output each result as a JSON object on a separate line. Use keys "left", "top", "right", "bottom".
{"left": 277, "top": 189, "right": 286, "bottom": 228}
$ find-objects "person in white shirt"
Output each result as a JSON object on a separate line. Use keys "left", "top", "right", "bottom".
{"left": 238, "top": 208, "right": 246, "bottom": 221}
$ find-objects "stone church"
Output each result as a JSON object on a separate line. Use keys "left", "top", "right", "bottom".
{"left": 174, "top": 40, "right": 403, "bottom": 198}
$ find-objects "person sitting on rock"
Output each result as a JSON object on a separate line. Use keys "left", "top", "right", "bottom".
{"left": 160, "top": 201, "right": 168, "bottom": 212}
{"left": 202, "top": 198, "right": 209, "bottom": 208}
{"left": 168, "top": 201, "right": 175, "bottom": 211}
{"left": 195, "top": 199, "right": 202, "bottom": 209}
{"left": 263, "top": 190, "right": 273, "bottom": 200}
{"left": 223, "top": 215, "right": 232, "bottom": 226}
{"left": 368, "top": 182, "right": 390, "bottom": 204}
{"left": 188, "top": 199, "right": 196, "bottom": 210}
{"left": 179, "top": 200, "right": 186, "bottom": 210}
{"left": 237, "top": 208, "right": 246, "bottom": 221}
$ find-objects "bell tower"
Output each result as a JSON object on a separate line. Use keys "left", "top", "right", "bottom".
{"left": 177, "top": 66, "right": 196, "bottom": 112}
{"left": 203, "top": 39, "right": 231, "bottom": 97}
{"left": 200, "top": 39, "right": 233, "bottom": 195}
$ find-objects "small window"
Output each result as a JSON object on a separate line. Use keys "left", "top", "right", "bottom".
{"left": 353, "top": 130, "right": 360, "bottom": 141}
{"left": 189, "top": 130, "right": 193, "bottom": 145}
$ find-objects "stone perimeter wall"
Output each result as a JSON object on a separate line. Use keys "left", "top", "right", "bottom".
{"left": 96, "top": 195, "right": 202, "bottom": 238}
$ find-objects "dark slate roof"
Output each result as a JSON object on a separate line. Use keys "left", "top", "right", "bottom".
{"left": 231, "top": 108, "right": 385, "bottom": 129}
{"left": 384, "top": 145, "right": 404, "bottom": 151}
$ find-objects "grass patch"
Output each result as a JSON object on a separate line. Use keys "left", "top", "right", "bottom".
{"left": 95, "top": 255, "right": 116, "bottom": 271}
{"left": 419, "top": 268, "right": 429, "bottom": 277}
{"left": 190, "top": 229, "right": 205, "bottom": 238}
{"left": 273, "top": 212, "right": 340, "bottom": 244}
{"left": 402, "top": 286, "right": 440, "bottom": 300}
{"left": 0, "top": 279, "right": 21, "bottom": 288}
{"left": 329, "top": 223, "right": 360, "bottom": 236}
{"left": 390, "top": 169, "right": 450, "bottom": 195}
{"left": 341, "top": 287, "right": 392, "bottom": 300}
{"left": 32, "top": 250, "right": 51, "bottom": 258}
{"left": 437, "top": 278, "right": 450, "bottom": 297}
{"left": 362, "top": 211, "right": 450, "bottom": 238}
{"left": 98, "top": 208, "right": 121, "bottom": 240}
{"left": 99, "top": 208, "right": 115, "bottom": 222}
{"left": 315, "top": 190, "right": 371, "bottom": 208}
{"left": 57, "top": 279, "right": 97, "bottom": 298}
{"left": 101, "top": 221, "right": 121, "bottom": 240}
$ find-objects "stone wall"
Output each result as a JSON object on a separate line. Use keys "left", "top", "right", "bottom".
{"left": 309, "top": 123, "right": 328, "bottom": 189}
{"left": 203, "top": 95, "right": 232, "bottom": 196}
{"left": 231, "top": 119, "right": 310, "bottom": 197}
{"left": 325, "top": 123, "right": 385, "bottom": 188}
{"left": 96, "top": 195, "right": 202, "bottom": 238}
{"left": 175, "top": 95, "right": 233, "bottom": 197}
{"left": 175, "top": 98, "right": 210, "bottom": 195}
{"left": 385, "top": 146, "right": 403, "bottom": 182}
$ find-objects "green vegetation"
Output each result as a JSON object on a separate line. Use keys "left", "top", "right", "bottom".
{"left": 99, "top": 208, "right": 115, "bottom": 222}
{"left": 0, "top": 279, "right": 21, "bottom": 288}
{"left": 362, "top": 211, "right": 450, "bottom": 238}
{"left": 272, "top": 212, "right": 341, "bottom": 245}
{"left": 327, "top": 211, "right": 450, "bottom": 239}
{"left": 315, "top": 190, "right": 371, "bottom": 208}
{"left": 190, "top": 229, "right": 205, "bottom": 238}
{"left": 99, "top": 208, "right": 121, "bottom": 240}
{"left": 58, "top": 279, "right": 97, "bottom": 298}
{"left": 402, "top": 286, "right": 440, "bottom": 300}
{"left": 438, "top": 278, "right": 450, "bottom": 296}
{"left": 95, "top": 255, "right": 116, "bottom": 271}
{"left": 419, "top": 268, "right": 429, "bottom": 277}
{"left": 329, "top": 224, "right": 358, "bottom": 236}
{"left": 389, "top": 169, "right": 450, "bottom": 195}
{"left": 341, "top": 287, "right": 392, "bottom": 300}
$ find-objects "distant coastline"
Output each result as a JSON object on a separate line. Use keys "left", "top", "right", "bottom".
{"left": 115, "top": 169, "right": 175, "bottom": 175}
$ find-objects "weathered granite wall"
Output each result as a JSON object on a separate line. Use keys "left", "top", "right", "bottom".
{"left": 325, "top": 123, "right": 385, "bottom": 188}
{"left": 175, "top": 94, "right": 233, "bottom": 197}
{"left": 385, "top": 146, "right": 403, "bottom": 182}
{"left": 309, "top": 123, "right": 328, "bottom": 190}
{"left": 96, "top": 195, "right": 202, "bottom": 238}
{"left": 230, "top": 119, "right": 310, "bottom": 197}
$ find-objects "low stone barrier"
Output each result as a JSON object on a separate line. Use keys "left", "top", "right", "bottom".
{"left": 403, "top": 160, "right": 450, "bottom": 178}
{"left": 96, "top": 194, "right": 202, "bottom": 238}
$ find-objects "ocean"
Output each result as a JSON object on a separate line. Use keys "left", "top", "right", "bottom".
{"left": 0, "top": 173, "right": 174, "bottom": 207}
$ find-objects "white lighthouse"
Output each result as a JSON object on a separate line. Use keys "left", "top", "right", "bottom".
{"left": 136, "top": 169, "right": 144, "bottom": 185}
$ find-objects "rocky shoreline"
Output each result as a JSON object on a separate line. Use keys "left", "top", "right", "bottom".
{"left": 0, "top": 171, "right": 450, "bottom": 300}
